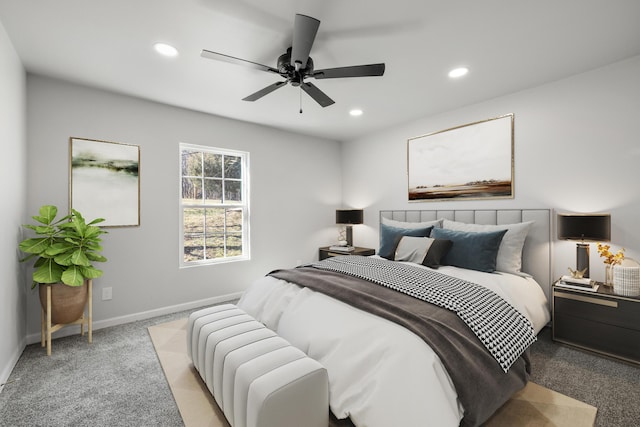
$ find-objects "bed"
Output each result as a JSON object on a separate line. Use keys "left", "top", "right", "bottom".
{"left": 237, "top": 209, "right": 552, "bottom": 427}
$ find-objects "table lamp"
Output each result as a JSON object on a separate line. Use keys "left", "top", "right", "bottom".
{"left": 336, "top": 209, "right": 363, "bottom": 247}
{"left": 557, "top": 213, "right": 611, "bottom": 278}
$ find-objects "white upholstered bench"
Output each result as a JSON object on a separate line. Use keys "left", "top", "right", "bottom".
{"left": 187, "top": 304, "right": 329, "bottom": 427}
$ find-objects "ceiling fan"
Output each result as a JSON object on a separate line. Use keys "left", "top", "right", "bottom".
{"left": 201, "top": 14, "right": 385, "bottom": 110}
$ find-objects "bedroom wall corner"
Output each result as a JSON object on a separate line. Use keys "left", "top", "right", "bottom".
{"left": 0, "top": 18, "right": 28, "bottom": 390}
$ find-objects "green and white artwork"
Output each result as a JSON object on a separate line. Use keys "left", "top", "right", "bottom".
{"left": 70, "top": 137, "right": 140, "bottom": 226}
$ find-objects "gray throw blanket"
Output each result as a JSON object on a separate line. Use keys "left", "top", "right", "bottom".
{"left": 269, "top": 266, "right": 530, "bottom": 427}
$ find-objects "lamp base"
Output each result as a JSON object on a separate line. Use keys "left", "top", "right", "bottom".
{"left": 576, "top": 243, "right": 590, "bottom": 278}
{"left": 346, "top": 225, "right": 354, "bottom": 247}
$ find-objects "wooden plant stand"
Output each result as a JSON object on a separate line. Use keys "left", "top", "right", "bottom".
{"left": 40, "top": 279, "right": 93, "bottom": 355}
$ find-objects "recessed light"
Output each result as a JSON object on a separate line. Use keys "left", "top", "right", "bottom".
{"left": 448, "top": 67, "right": 469, "bottom": 78}
{"left": 153, "top": 42, "right": 179, "bottom": 57}
{"left": 349, "top": 109, "right": 363, "bottom": 117}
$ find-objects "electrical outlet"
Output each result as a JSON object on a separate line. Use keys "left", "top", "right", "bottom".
{"left": 102, "top": 287, "right": 112, "bottom": 301}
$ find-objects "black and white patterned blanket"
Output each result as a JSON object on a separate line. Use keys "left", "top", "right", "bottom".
{"left": 311, "top": 256, "right": 536, "bottom": 372}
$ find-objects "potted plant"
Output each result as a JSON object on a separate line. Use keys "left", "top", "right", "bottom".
{"left": 19, "top": 205, "right": 107, "bottom": 324}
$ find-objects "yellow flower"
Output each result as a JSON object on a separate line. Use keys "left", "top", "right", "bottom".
{"left": 597, "top": 243, "right": 625, "bottom": 265}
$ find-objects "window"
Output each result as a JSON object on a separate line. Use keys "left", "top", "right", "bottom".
{"left": 180, "top": 144, "right": 249, "bottom": 266}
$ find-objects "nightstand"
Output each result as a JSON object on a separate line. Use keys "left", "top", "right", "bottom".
{"left": 552, "top": 282, "right": 640, "bottom": 365}
{"left": 319, "top": 246, "right": 375, "bottom": 261}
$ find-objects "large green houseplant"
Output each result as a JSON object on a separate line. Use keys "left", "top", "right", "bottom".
{"left": 19, "top": 205, "right": 107, "bottom": 324}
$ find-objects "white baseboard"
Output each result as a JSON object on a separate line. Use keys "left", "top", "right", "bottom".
{"left": 0, "top": 337, "right": 26, "bottom": 394}
{"left": 24, "top": 292, "right": 243, "bottom": 345}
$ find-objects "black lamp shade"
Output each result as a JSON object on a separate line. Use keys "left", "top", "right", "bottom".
{"left": 336, "top": 209, "right": 363, "bottom": 225}
{"left": 557, "top": 213, "right": 611, "bottom": 242}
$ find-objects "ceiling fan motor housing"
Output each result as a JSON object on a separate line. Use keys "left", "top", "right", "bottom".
{"left": 278, "top": 47, "right": 313, "bottom": 86}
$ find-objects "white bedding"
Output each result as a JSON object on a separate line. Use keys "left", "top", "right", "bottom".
{"left": 237, "top": 260, "right": 550, "bottom": 427}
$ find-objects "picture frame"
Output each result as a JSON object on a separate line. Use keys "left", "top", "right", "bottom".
{"left": 407, "top": 114, "right": 514, "bottom": 201}
{"left": 70, "top": 137, "right": 140, "bottom": 227}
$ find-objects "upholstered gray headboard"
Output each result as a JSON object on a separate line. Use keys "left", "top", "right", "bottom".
{"left": 379, "top": 209, "right": 552, "bottom": 300}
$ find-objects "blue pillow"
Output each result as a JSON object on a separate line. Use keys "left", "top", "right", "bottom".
{"left": 430, "top": 227, "right": 507, "bottom": 273}
{"left": 379, "top": 223, "right": 433, "bottom": 259}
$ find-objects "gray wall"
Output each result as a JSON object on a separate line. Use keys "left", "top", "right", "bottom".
{"left": 24, "top": 75, "right": 342, "bottom": 340}
{"left": 341, "top": 55, "right": 640, "bottom": 283}
{"left": 0, "top": 20, "right": 27, "bottom": 388}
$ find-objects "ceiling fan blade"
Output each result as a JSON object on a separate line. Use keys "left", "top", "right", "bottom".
{"left": 201, "top": 49, "right": 279, "bottom": 74}
{"left": 291, "top": 14, "right": 320, "bottom": 69}
{"left": 301, "top": 82, "right": 335, "bottom": 107}
{"left": 242, "top": 81, "right": 288, "bottom": 102}
{"left": 313, "top": 63, "right": 386, "bottom": 79}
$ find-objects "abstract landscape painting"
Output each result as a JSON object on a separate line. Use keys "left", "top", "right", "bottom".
{"left": 70, "top": 138, "right": 140, "bottom": 226}
{"left": 408, "top": 114, "right": 514, "bottom": 201}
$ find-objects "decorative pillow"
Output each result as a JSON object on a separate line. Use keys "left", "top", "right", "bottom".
{"left": 442, "top": 219, "right": 534, "bottom": 274}
{"left": 378, "top": 223, "right": 433, "bottom": 259}
{"left": 431, "top": 227, "right": 507, "bottom": 273}
{"left": 422, "top": 238, "right": 454, "bottom": 268}
{"left": 394, "top": 236, "right": 453, "bottom": 268}
{"left": 381, "top": 216, "right": 443, "bottom": 230}
{"left": 394, "top": 236, "right": 430, "bottom": 263}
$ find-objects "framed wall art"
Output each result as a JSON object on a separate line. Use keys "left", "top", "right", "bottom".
{"left": 407, "top": 114, "right": 514, "bottom": 201}
{"left": 70, "top": 137, "right": 140, "bottom": 227}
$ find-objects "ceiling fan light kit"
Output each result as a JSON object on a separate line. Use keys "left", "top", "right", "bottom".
{"left": 201, "top": 14, "right": 385, "bottom": 110}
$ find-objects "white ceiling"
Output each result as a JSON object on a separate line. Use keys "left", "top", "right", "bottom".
{"left": 2, "top": 0, "right": 640, "bottom": 141}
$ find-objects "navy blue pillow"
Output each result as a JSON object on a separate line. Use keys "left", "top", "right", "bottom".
{"left": 378, "top": 223, "right": 433, "bottom": 259}
{"left": 430, "top": 227, "right": 507, "bottom": 273}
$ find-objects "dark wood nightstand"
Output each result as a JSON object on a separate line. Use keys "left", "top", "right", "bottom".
{"left": 319, "top": 246, "right": 375, "bottom": 261}
{"left": 552, "top": 282, "right": 640, "bottom": 365}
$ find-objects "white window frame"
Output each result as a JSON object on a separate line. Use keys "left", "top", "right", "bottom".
{"left": 179, "top": 143, "right": 250, "bottom": 267}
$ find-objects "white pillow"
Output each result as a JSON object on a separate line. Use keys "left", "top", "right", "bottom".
{"left": 395, "top": 236, "right": 431, "bottom": 263}
{"left": 381, "top": 216, "right": 443, "bottom": 229}
{"left": 442, "top": 219, "right": 533, "bottom": 274}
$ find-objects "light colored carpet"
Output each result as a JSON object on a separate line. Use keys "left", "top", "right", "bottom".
{"left": 148, "top": 318, "right": 229, "bottom": 427}
{"left": 149, "top": 318, "right": 598, "bottom": 427}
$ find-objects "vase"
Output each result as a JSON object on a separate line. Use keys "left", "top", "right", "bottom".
{"left": 605, "top": 265, "right": 614, "bottom": 287}
{"left": 39, "top": 281, "right": 88, "bottom": 324}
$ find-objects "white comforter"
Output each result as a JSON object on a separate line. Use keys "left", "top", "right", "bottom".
{"left": 237, "top": 261, "right": 550, "bottom": 427}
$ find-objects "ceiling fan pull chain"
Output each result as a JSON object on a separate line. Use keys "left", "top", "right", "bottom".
{"left": 299, "top": 86, "right": 303, "bottom": 114}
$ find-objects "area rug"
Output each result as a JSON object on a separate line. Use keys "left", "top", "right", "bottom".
{"left": 148, "top": 318, "right": 598, "bottom": 427}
